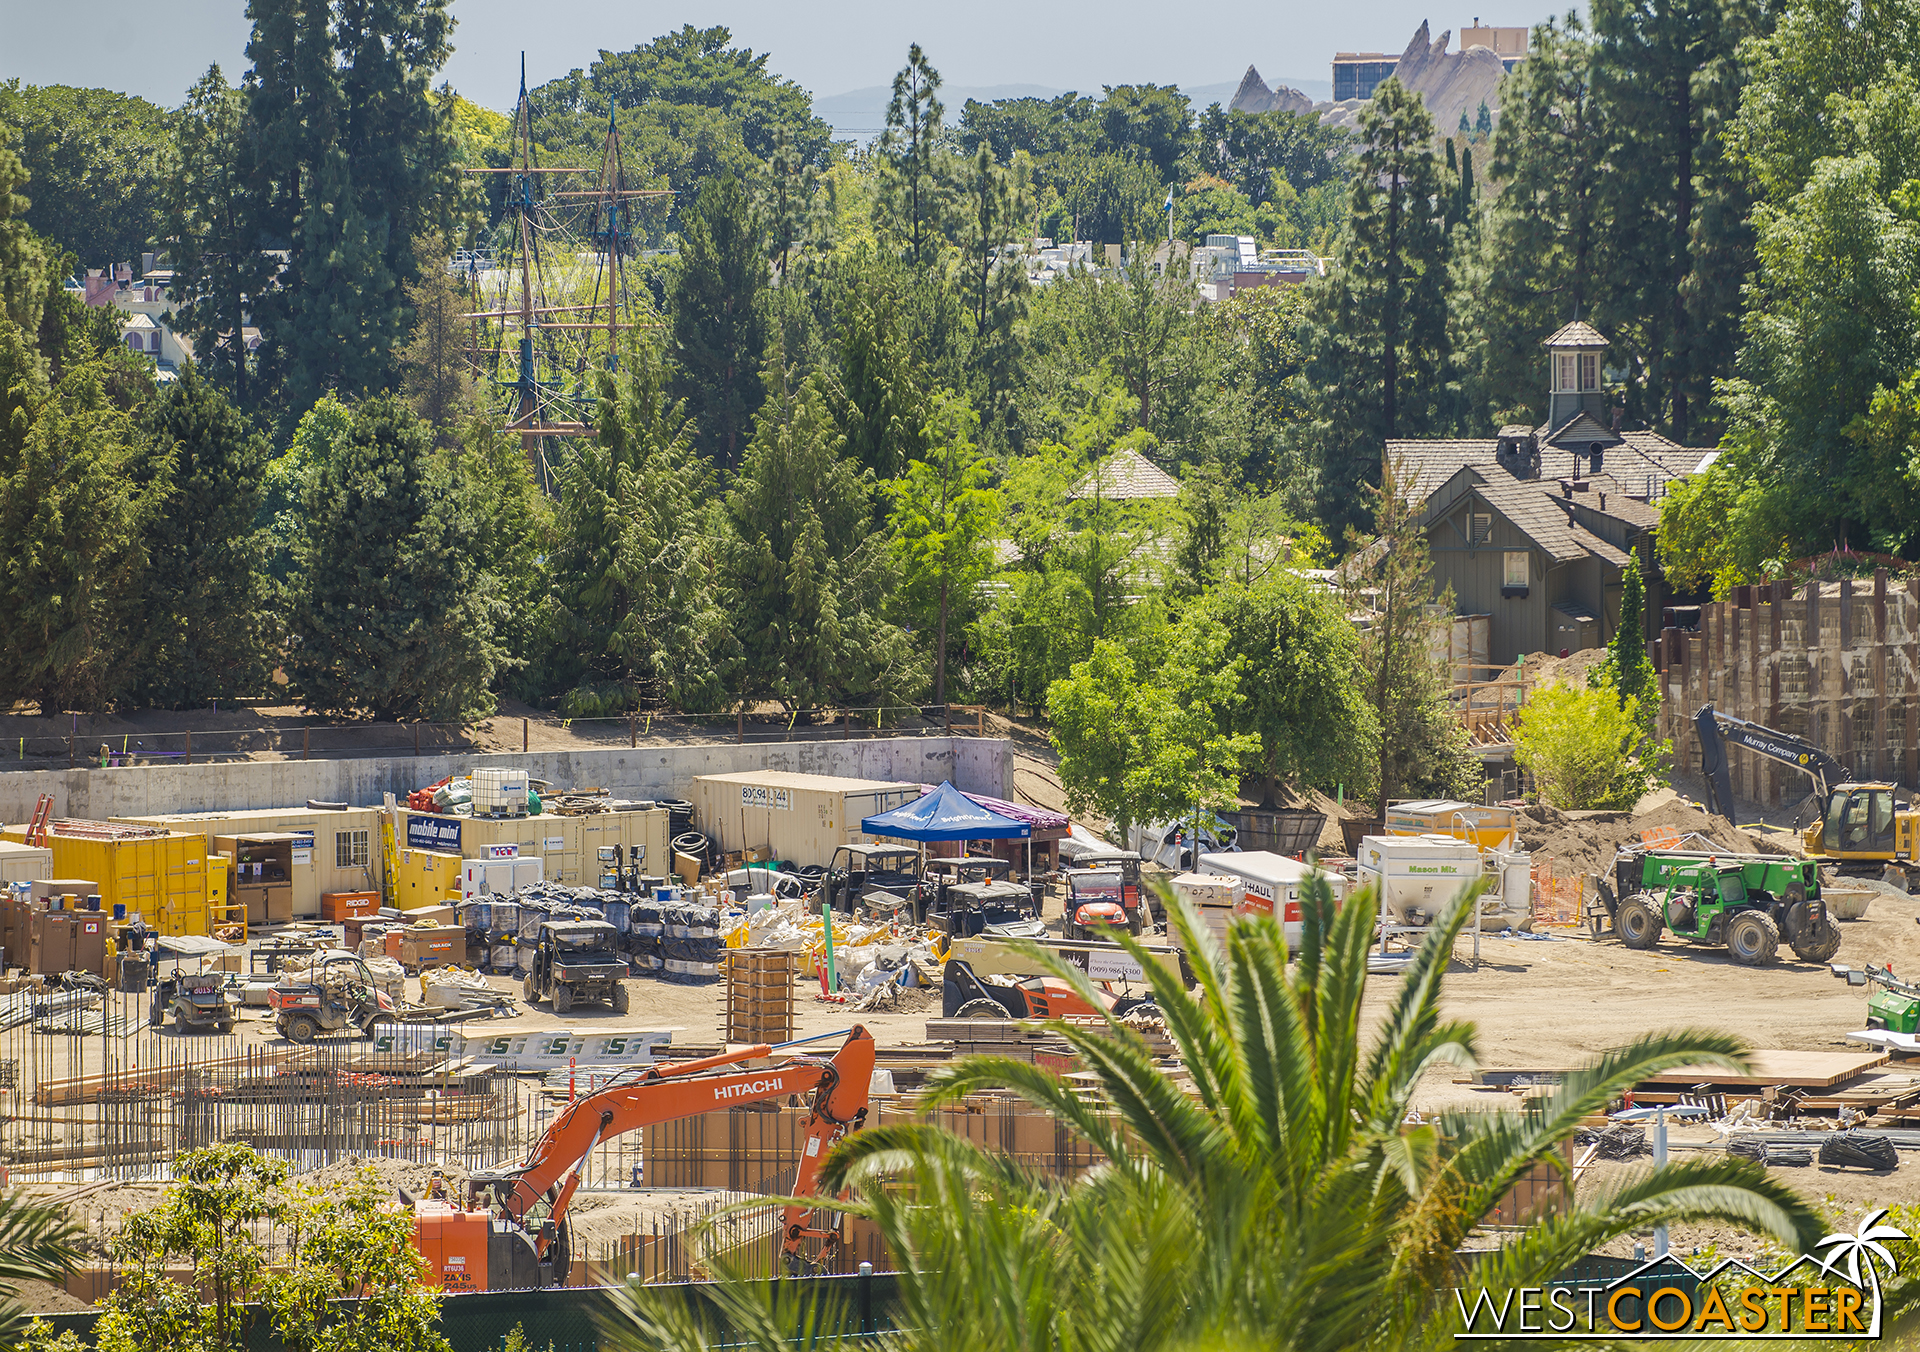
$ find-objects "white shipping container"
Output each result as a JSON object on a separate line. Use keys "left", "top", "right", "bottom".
{"left": 0, "top": 841, "right": 53, "bottom": 885}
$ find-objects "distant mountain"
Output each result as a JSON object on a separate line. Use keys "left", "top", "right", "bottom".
{"left": 815, "top": 76, "right": 1334, "bottom": 140}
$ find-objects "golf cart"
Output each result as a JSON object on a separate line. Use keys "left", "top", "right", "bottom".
{"left": 270, "top": 949, "right": 395, "bottom": 1042}
{"left": 922, "top": 857, "right": 1047, "bottom": 940}
{"left": 1064, "top": 851, "right": 1148, "bottom": 938}
{"left": 149, "top": 934, "right": 239, "bottom": 1033}
{"left": 524, "top": 919, "right": 629, "bottom": 1013}
{"left": 818, "top": 843, "right": 923, "bottom": 917}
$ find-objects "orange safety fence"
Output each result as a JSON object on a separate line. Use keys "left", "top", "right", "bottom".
{"left": 1529, "top": 863, "right": 1586, "bottom": 928}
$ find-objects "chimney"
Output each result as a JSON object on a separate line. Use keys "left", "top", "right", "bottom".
{"left": 1599, "top": 491, "right": 1607, "bottom": 512}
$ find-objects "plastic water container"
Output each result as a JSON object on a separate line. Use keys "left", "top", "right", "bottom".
{"left": 491, "top": 900, "right": 519, "bottom": 934}
{"left": 490, "top": 943, "right": 518, "bottom": 971}
{"left": 518, "top": 904, "right": 548, "bottom": 939}
{"left": 604, "top": 900, "right": 631, "bottom": 933}
{"left": 470, "top": 899, "right": 492, "bottom": 930}
{"left": 747, "top": 892, "right": 776, "bottom": 916}
{"left": 473, "top": 767, "right": 531, "bottom": 817}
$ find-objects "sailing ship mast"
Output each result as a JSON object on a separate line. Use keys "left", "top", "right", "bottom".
{"left": 461, "top": 55, "right": 670, "bottom": 488}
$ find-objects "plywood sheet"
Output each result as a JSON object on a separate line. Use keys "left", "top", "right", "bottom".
{"left": 1643, "top": 1049, "right": 1889, "bottom": 1088}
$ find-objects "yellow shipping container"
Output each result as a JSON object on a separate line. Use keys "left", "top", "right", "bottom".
{"left": 1, "top": 826, "right": 208, "bottom": 936}
{"left": 114, "top": 806, "right": 383, "bottom": 921}
{"left": 394, "top": 848, "right": 463, "bottom": 909}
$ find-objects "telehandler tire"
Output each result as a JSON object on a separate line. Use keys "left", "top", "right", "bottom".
{"left": 1792, "top": 916, "right": 1843, "bottom": 963}
{"left": 1615, "top": 895, "right": 1664, "bottom": 950}
{"left": 1726, "top": 910, "right": 1780, "bottom": 966}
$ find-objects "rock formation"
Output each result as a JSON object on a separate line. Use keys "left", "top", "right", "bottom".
{"left": 1228, "top": 65, "right": 1315, "bottom": 116}
{"left": 1304, "top": 20, "right": 1508, "bottom": 131}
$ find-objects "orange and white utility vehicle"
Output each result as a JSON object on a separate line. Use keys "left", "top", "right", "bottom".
{"left": 412, "top": 1025, "right": 876, "bottom": 1290}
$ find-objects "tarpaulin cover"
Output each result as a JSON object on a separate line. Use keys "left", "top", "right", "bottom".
{"left": 862, "top": 781, "right": 1031, "bottom": 842}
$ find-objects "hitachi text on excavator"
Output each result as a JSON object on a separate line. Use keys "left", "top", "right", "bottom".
{"left": 409, "top": 1025, "right": 877, "bottom": 1290}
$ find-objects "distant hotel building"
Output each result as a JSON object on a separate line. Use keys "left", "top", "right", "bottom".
{"left": 1333, "top": 20, "right": 1528, "bottom": 101}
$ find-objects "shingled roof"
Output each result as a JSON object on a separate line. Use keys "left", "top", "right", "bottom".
{"left": 1543, "top": 320, "right": 1608, "bottom": 348}
{"left": 1071, "top": 447, "right": 1182, "bottom": 500}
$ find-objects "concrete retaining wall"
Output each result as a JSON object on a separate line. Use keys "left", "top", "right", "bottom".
{"left": 0, "top": 737, "right": 1012, "bottom": 824}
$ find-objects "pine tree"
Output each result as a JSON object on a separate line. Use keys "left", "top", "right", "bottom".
{"left": 878, "top": 45, "right": 948, "bottom": 271}
{"left": 1475, "top": 101, "right": 1494, "bottom": 136}
{"left": 722, "top": 358, "right": 916, "bottom": 709}
{"left": 1300, "top": 77, "right": 1454, "bottom": 536}
{"left": 668, "top": 174, "right": 768, "bottom": 468}
{"left": 829, "top": 251, "right": 922, "bottom": 480}
{"left": 1590, "top": 0, "right": 1763, "bottom": 442}
{"left": 886, "top": 390, "right": 999, "bottom": 707}
{"left": 285, "top": 394, "right": 502, "bottom": 720}
{"left": 399, "top": 231, "right": 472, "bottom": 442}
{"left": 1469, "top": 16, "right": 1606, "bottom": 427}
{"left": 953, "top": 145, "right": 1033, "bottom": 427}
{"left": 1589, "top": 549, "right": 1662, "bottom": 739}
{"left": 131, "top": 365, "right": 272, "bottom": 706}
{"left": 756, "top": 126, "right": 823, "bottom": 287}
{"left": 0, "top": 361, "right": 161, "bottom": 713}
{"left": 546, "top": 337, "right": 736, "bottom": 713}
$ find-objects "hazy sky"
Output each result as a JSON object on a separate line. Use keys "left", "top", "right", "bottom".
{"left": 0, "top": 0, "right": 1545, "bottom": 111}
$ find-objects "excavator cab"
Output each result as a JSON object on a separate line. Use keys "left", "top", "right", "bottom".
{"left": 1811, "top": 785, "right": 1902, "bottom": 859}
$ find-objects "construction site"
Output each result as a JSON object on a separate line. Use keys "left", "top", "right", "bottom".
{"left": 3, "top": 654, "right": 1920, "bottom": 1324}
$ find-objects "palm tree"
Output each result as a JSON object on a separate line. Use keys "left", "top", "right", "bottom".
{"left": 607, "top": 877, "right": 1823, "bottom": 1351}
{"left": 0, "top": 1190, "right": 82, "bottom": 1341}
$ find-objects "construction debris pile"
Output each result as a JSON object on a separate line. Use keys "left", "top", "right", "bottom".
{"left": 1517, "top": 799, "right": 1781, "bottom": 877}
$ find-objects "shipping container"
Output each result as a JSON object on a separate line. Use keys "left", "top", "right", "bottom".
{"left": 2, "top": 825, "right": 208, "bottom": 936}
{"left": 689, "top": 772, "right": 920, "bottom": 868}
{"left": 401, "top": 808, "right": 665, "bottom": 887}
{"left": 115, "top": 806, "right": 382, "bottom": 920}
{"left": 0, "top": 842, "right": 52, "bottom": 887}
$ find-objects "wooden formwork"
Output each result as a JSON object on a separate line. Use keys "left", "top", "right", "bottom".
{"left": 724, "top": 949, "right": 797, "bottom": 1044}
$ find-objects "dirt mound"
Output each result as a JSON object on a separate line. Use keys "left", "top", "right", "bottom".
{"left": 1518, "top": 796, "right": 1786, "bottom": 877}
{"left": 1522, "top": 647, "right": 1610, "bottom": 690}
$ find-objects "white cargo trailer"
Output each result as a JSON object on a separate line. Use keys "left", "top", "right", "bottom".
{"left": 1195, "top": 851, "right": 1348, "bottom": 947}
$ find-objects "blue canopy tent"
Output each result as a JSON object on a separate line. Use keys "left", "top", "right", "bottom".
{"left": 862, "top": 780, "right": 1033, "bottom": 880}
{"left": 861, "top": 781, "right": 1031, "bottom": 842}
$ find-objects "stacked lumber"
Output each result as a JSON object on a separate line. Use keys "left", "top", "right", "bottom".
{"left": 723, "top": 950, "right": 797, "bottom": 1044}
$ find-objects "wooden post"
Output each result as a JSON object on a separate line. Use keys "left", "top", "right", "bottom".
{"left": 525, "top": 718, "right": 531, "bottom": 754}
{"left": 413, "top": 723, "right": 420, "bottom": 758}
{"left": 978, "top": 708, "right": 986, "bottom": 737}
{"left": 184, "top": 729, "right": 192, "bottom": 766}
{"left": 843, "top": 709, "right": 850, "bottom": 740}
{"left": 303, "top": 727, "right": 310, "bottom": 761}
{"left": 629, "top": 712, "right": 635, "bottom": 749}
{"left": 67, "top": 736, "right": 73, "bottom": 770}
{"left": 738, "top": 709, "right": 745, "bottom": 744}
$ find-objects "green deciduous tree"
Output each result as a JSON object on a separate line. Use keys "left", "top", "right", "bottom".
{"left": 1047, "top": 628, "right": 1258, "bottom": 841}
{"left": 284, "top": 394, "right": 504, "bottom": 720}
{"left": 96, "top": 1144, "right": 290, "bottom": 1352}
{"left": 0, "top": 82, "right": 175, "bottom": 268}
{"left": 1514, "top": 682, "right": 1661, "bottom": 809}
{"left": 1190, "top": 568, "right": 1379, "bottom": 804}
{"left": 886, "top": 390, "right": 999, "bottom": 707}
{"left": 1300, "top": 78, "right": 1454, "bottom": 537}
{"left": 1194, "top": 105, "right": 1348, "bottom": 205}
{"left": 668, "top": 174, "right": 768, "bottom": 467}
{"left": 132, "top": 364, "right": 272, "bottom": 705}
{"left": 263, "top": 1171, "right": 450, "bottom": 1352}
{"left": 1094, "top": 84, "right": 1194, "bottom": 178}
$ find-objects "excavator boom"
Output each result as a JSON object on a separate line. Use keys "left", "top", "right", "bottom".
{"left": 416, "top": 1024, "right": 877, "bottom": 1290}
{"left": 1695, "top": 703, "right": 1850, "bottom": 817}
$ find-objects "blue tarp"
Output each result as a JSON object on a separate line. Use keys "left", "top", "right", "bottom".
{"left": 861, "top": 781, "right": 1031, "bottom": 842}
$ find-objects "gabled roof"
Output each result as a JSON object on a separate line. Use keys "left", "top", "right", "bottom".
{"left": 1543, "top": 320, "right": 1608, "bottom": 348}
{"left": 1468, "top": 476, "right": 1596, "bottom": 564}
{"left": 1543, "top": 410, "right": 1622, "bottom": 448}
{"left": 1071, "top": 447, "right": 1181, "bottom": 500}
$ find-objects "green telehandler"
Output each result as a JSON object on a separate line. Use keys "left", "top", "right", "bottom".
{"left": 1592, "top": 849, "right": 1839, "bottom": 966}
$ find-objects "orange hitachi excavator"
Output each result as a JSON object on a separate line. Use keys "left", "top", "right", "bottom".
{"left": 411, "top": 1025, "right": 877, "bottom": 1291}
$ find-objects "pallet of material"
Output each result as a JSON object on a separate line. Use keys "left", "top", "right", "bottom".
{"left": 1639, "top": 1049, "right": 1889, "bottom": 1089}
